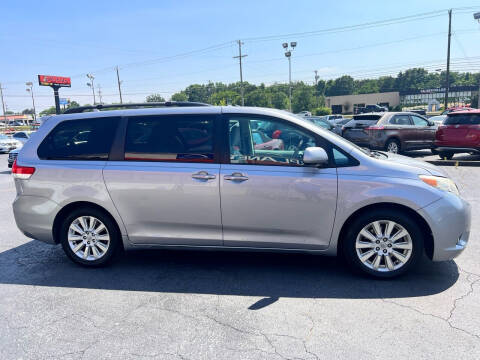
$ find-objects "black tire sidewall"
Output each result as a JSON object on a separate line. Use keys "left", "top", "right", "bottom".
{"left": 60, "top": 207, "right": 119, "bottom": 267}
{"left": 342, "top": 210, "right": 424, "bottom": 278}
{"left": 438, "top": 151, "right": 454, "bottom": 160}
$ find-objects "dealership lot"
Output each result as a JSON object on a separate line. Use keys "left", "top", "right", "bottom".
{"left": 1, "top": 153, "right": 480, "bottom": 359}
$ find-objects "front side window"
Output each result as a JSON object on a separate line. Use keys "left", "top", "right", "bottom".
{"left": 411, "top": 115, "right": 428, "bottom": 126}
{"left": 37, "top": 117, "right": 118, "bottom": 160}
{"left": 229, "top": 117, "right": 317, "bottom": 166}
{"left": 124, "top": 115, "right": 214, "bottom": 162}
{"left": 389, "top": 115, "right": 411, "bottom": 126}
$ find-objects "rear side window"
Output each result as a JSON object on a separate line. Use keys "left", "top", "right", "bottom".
{"left": 37, "top": 117, "right": 119, "bottom": 160}
{"left": 389, "top": 115, "right": 411, "bottom": 125}
{"left": 444, "top": 114, "right": 480, "bottom": 125}
{"left": 124, "top": 115, "right": 214, "bottom": 162}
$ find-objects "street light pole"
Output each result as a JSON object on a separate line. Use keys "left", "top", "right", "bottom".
{"left": 474, "top": 12, "right": 480, "bottom": 108}
{"left": 444, "top": 9, "right": 452, "bottom": 110}
{"left": 0, "top": 83, "right": 7, "bottom": 129}
{"left": 314, "top": 70, "right": 320, "bottom": 106}
{"left": 25, "top": 82, "right": 36, "bottom": 123}
{"left": 283, "top": 41, "right": 297, "bottom": 112}
{"left": 86, "top": 74, "right": 96, "bottom": 105}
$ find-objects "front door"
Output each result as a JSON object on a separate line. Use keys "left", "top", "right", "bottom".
{"left": 220, "top": 115, "right": 338, "bottom": 250}
{"left": 410, "top": 115, "right": 435, "bottom": 148}
{"left": 103, "top": 114, "right": 222, "bottom": 246}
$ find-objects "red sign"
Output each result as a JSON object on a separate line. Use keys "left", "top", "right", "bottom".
{"left": 38, "top": 75, "right": 71, "bottom": 87}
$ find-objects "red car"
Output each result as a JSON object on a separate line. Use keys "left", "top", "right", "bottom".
{"left": 434, "top": 109, "right": 480, "bottom": 159}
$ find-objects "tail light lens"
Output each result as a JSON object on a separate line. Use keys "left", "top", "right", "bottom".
{"left": 12, "top": 160, "right": 35, "bottom": 180}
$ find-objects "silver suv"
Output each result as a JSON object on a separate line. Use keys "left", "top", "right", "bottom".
{"left": 12, "top": 103, "right": 470, "bottom": 278}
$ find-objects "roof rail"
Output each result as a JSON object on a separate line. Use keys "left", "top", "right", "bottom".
{"left": 63, "top": 101, "right": 211, "bottom": 114}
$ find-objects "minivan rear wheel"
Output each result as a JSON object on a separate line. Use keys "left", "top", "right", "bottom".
{"left": 60, "top": 207, "right": 120, "bottom": 267}
{"left": 342, "top": 210, "right": 424, "bottom": 278}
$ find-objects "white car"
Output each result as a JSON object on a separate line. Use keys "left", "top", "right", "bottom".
{"left": 429, "top": 115, "right": 447, "bottom": 126}
{"left": 0, "top": 134, "right": 22, "bottom": 153}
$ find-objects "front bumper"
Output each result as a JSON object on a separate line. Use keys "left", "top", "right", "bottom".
{"left": 418, "top": 194, "right": 471, "bottom": 261}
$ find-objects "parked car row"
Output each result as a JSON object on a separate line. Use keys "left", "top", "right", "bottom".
{"left": 303, "top": 109, "right": 480, "bottom": 160}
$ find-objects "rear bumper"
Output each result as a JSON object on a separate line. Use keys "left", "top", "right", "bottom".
{"left": 434, "top": 146, "right": 480, "bottom": 153}
{"left": 13, "top": 195, "right": 59, "bottom": 244}
{"left": 418, "top": 194, "right": 471, "bottom": 261}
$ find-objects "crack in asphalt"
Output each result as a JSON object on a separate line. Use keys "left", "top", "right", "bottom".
{"left": 382, "top": 270, "right": 480, "bottom": 341}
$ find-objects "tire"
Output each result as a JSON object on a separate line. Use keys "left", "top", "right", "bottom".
{"left": 60, "top": 207, "right": 120, "bottom": 267}
{"left": 431, "top": 148, "right": 439, "bottom": 155}
{"left": 385, "top": 139, "right": 401, "bottom": 154}
{"left": 342, "top": 209, "right": 424, "bottom": 278}
{"left": 438, "top": 151, "right": 454, "bottom": 160}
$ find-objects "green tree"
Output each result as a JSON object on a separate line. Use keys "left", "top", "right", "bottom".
{"left": 146, "top": 94, "right": 166, "bottom": 102}
{"left": 209, "top": 90, "right": 240, "bottom": 105}
{"left": 245, "top": 89, "right": 270, "bottom": 107}
{"left": 292, "top": 85, "right": 316, "bottom": 113}
{"left": 325, "top": 75, "right": 354, "bottom": 96}
{"left": 40, "top": 107, "right": 57, "bottom": 116}
{"left": 269, "top": 91, "right": 289, "bottom": 109}
{"left": 21, "top": 108, "right": 34, "bottom": 115}
{"left": 171, "top": 92, "right": 188, "bottom": 101}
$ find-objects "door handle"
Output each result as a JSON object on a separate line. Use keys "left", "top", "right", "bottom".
{"left": 192, "top": 171, "right": 216, "bottom": 180}
{"left": 224, "top": 172, "right": 249, "bottom": 182}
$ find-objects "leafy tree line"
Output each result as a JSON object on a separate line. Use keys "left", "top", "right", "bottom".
{"left": 159, "top": 68, "right": 480, "bottom": 112}
{"left": 26, "top": 67, "right": 478, "bottom": 116}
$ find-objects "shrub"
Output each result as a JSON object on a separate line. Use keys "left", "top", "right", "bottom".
{"left": 313, "top": 107, "right": 332, "bottom": 116}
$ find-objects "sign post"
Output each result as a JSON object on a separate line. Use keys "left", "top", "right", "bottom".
{"left": 37, "top": 75, "right": 71, "bottom": 114}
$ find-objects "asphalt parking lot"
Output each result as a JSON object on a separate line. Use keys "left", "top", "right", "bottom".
{"left": 1, "top": 153, "right": 479, "bottom": 359}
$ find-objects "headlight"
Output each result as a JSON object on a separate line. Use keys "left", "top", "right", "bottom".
{"left": 419, "top": 175, "right": 459, "bottom": 196}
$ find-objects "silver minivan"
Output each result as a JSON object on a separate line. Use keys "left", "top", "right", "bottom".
{"left": 12, "top": 103, "right": 470, "bottom": 278}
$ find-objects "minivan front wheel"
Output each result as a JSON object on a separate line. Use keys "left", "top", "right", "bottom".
{"left": 342, "top": 210, "right": 424, "bottom": 278}
{"left": 60, "top": 207, "right": 119, "bottom": 266}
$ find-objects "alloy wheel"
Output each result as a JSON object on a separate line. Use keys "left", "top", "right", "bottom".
{"left": 355, "top": 220, "right": 413, "bottom": 272}
{"left": 387, "top": 142, "right": 399, "bottom": 153}
{"left": 68, "top": 216, "right": 110, "bottom": 261}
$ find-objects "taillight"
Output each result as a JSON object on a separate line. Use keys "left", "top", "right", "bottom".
{"left": 365, "top": 125, "right": 384, "bottom": 130}
{"left": 12, "top": 160, "right": 35, "bottom": 180}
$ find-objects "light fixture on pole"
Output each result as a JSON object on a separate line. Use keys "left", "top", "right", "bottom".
{"left": 25, "top": 82, "right": 37, "bottom": 123}
{"left": 283, "top": 41, "right": 297, "bottom": 112}
{"left": 86, "top": 74, "right": 96, "bottom": 105}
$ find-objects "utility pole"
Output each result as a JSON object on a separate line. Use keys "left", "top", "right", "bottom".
{"left": 98, "top": 84, "right": 103, "bottom": 104}
{"left": 314, "top": 70, "right": 320, "bottom": 106}
{"left": 233, "top": 40, "right": 247, "bottom": 106}
{"left": 86, "top": 74, "right": 96, "bottom": 105}
{"left": 444, "top": 9, "right": 452, "bottom": 110}
{"left": 282, "top": 41, "right": 297, "bottom": 112}
{"left": 116, "top": 66, "right": 123, "bottom": 104}
{"left": 0, "top": 83, "right": 7, "bottom": 129}
{"left": 25, "top": 82, "right": 37, "bottom": 122}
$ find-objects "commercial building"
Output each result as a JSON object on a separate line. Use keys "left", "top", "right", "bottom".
{"left": 325, "top": 92, "right": 400, "bottom": 114}
{"left": 325, "top": 85, "right": 479, "bottom": 114}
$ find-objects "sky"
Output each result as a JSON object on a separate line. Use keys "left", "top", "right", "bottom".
{"left": 1, "top": 0, "right": 480, "bottom": 112}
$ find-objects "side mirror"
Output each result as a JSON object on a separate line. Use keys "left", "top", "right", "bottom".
{"left": 428, "top": 121, "right": 435, "bottom": 126}
{"left": 303, "top": 147, "right": 329, "bottom": 166}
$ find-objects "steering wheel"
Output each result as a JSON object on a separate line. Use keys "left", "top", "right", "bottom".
{"left": 292, "top": 138, "right": 304, "bottom": 160}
